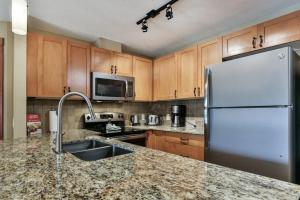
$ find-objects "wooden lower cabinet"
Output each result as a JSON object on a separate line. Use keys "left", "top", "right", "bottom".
{"left": 147, "top": 131, "right": 204, "bottom": 161}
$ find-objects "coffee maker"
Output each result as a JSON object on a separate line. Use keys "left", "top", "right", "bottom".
{"left": 171, "top": 105, "right": 186, "bottom": 127}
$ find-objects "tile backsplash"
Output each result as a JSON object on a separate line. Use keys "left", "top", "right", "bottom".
{"left": 27, "top": 99, "right": 203, "bottom": 133}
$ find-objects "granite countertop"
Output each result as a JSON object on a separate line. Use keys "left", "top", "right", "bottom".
{"left": 1, "top": 129, "right": 300, "bottom": 199}
{"left": 127, "top": 124, "right": 204, "bottom": 135}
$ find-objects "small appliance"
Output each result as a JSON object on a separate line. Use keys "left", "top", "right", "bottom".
{"left": 92, "top": 72, "right": 135, "bottom": 101}
{"left": 148, "top": 115, "right": 162, "bottom": 126}
{"left": 171, "top": 105, "right": 186, "bottom": 127}
{"left": 130, "top": 114, "right": 140, "bottom": 126}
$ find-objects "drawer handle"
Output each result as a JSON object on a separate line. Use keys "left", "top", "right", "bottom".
{"left": 259, "top": 35, "right": 263, "bottom": 47}
{"left": 180, "top": 137, "right": 189, "bottom": 145}
{"left": 252, "top": 37, "right": 257, "bottom": 49}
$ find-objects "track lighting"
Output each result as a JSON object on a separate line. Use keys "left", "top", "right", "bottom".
{"left": 166, "top": 4, "right": 173, "bottom": 20}
{"left": 141, "top": 20, "right": 148, "bottom": 33}
{"left": 136, "top": 0, "right": 178, "bottom": 33}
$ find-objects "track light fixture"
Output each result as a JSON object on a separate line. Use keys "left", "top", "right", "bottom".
{"left": 166, "top": 4, "right": 173, "bottom": 20}
{"left": 141, "top": 20, "right": 148, "bottom": 33}
{"left": 137, "top": 0, "right": 178, "bottom": 33}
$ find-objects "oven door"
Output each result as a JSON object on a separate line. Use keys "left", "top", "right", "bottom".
{"left": 114, "top": 133, "right": 147, "bottom": 147}
{"left": 92, "top": 72, "right": 135, "bottom": 101}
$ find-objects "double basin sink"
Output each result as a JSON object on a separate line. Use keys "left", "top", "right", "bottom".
{"left": 62, "top": 139, "right": 133, "bottom": 161}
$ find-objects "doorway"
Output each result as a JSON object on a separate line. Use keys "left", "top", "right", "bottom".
{"left": 0, "top": 38, "right": 3, "bottom": 140}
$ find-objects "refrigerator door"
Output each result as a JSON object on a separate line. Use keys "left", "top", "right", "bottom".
{"left": 207, "top": 47, "right": 292, "bottom": 108}
{"left": 205, "top": 107, "right": 294, "bottom": 182}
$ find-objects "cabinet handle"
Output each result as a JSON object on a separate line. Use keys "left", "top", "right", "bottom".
{"left": 174, "top": 90, "right": 177, "bottom": 98}
{"left": 68, "top": 87, "right": 71, "bottom": 93}
{"left": 111, "top": 65, "right": 114, "bottom": 74}
{"left": 180, "top": 137, "right": 189, "bottom": 145}
{"left": 193, "top": 87, "right": 196, "bottom": 97}
{"left": 115, "top": 66, "right": 117, "bottom": 74}
{"left": 259, "top": 35, "right": 263, "bottom": 47}
{"left": 63, "top": 86, "right": 66, "bottom": 94}
{"left": 197, "top": 87, "right": 200, "bottom": 96}
{"left": 252, "top": 37, "right": 257, "bottom": 48}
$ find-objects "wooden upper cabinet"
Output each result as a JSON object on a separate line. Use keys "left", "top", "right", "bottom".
{"left": 37, "top": 35, "right": 67, "bottom": 98}
{"left": 133, "top": 56, "right": 152, "bottom": 101}
{"left": 258, "top": 10, "right": 300, "bottom": 48}
{"left": 176, "top": 46, "right": 198, "bottom": 99}
{"left": 67, "top": 41, "right": 91, "bottom": 97}
{"left": 113, "top": 52, "right": 133, "bottom": 76}
{"left": 153, "top": 60, "right": 160, "bottom": 101}
{"left": 27, "top": 32, "right": 40, "bottom": 97}
{"left": 155, "top": 54, "right": 177, "bottom": 100}
{"left": 222, "top": 25, "right": 258, "bottom": 58}
{"left": 198, "top": 38, "right": 222, "bottom": 97}
{"left": 91, "top": 47, "right": 113, "bottom": 74}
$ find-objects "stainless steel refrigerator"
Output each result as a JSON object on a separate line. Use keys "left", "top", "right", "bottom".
{"left": 204, "top": 46, "right": 300, "bottom": 183}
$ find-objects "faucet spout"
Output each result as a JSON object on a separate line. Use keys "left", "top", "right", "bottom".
{"left": 55, "top": 92, "right": 96, "bottom": 154}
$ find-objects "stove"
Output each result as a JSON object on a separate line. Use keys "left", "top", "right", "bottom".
{"left": 83, "top": 112, "right": 147, "bottom": 146}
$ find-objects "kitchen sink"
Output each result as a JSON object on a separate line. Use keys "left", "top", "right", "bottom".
{"left": 62, "top": 140, "right": 133, "bottom": 161}
{"left": 62, "top": 139, "right": 110, "bottom": 153}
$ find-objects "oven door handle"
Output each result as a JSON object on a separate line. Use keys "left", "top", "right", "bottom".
{"left": 114, "top": 133, "right": 146, "bottom": 141}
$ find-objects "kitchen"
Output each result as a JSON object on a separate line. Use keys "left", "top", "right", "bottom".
{"left": 1, "top": 0, "right": 300, "bottom": 199}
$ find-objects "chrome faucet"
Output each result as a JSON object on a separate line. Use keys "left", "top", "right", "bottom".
{"left": 55, "top": 92, "right": 96, "bottom": 154}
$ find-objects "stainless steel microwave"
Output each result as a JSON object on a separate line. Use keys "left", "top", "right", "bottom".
{"left": 92, "top": 72, "right": 135, "bottom": 101}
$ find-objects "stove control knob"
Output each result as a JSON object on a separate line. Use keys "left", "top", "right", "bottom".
{"left": 86, "top": 115, "right": 91, "bottom": 120}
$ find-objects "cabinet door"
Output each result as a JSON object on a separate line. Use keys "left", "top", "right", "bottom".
{"left": 91, "top": 47, "right": 113, "bottom": 74}
{"left": 153, "top": 60, "right": 160, "bottom": 101}
{"left": 198, "top": 38, "right": 222, "bottom": 97}
{"left": 37, "top": 36, "right": 67, "bottom": 98}
{"left": 67, "top": 41, "right": 90, "bottom": 97}
{"left": 176, "top": 46, "right": 198, "bottom": 99}
{"left": 113, "top": 53, "right": 133, "bottom": 76}
{"left": 258, "top": 10, "right": 300, "bottom": 48}
{"left": 27, "top": 32, "right": 40, "bottom": 97}
{"left": 133, "top": 56, "right": 152, "bottom": 101}
{"left": 146, "top": 131, "right": 156, "bottom": 149}
{"left": 156, "top": 54, "right": 177, "bottom": 100}
{"left": 222, "top": 26, "right": 258, "bottom": 57}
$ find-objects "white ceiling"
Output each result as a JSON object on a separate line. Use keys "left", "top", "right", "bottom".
{"left": 1, "top": 0, "right": 300, "bottom": 57}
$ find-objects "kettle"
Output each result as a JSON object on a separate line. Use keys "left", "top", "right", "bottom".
{"left": 148, "top": 115, "right": 162, "bottom": 126}
{"left": 130, "top": 114, "right": 140, "bottom": 126}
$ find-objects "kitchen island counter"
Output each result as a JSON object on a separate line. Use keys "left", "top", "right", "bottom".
{"left": 0, "top": 129, "right": 299, "bottom": 199}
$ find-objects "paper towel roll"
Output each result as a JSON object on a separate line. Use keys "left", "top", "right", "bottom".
{"left": 49, "top": 110, "right": 58, "bottom": 132}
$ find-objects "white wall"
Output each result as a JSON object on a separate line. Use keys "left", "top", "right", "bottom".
{"left": 13, "top": 34, "right": 26, "bottom": 139}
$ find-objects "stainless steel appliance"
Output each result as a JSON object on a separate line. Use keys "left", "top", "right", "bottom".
{"left": 148, "top": 115, "right": 162, "bottom": 126}
{"left": 204, "top": 46, "right": 300, "bottom": 183}
{"left": 83, "top": 112, "right": 146, "bottom": 146}
{"left": 171, "top": 105, "right": 186, "bottom": 127}
{"left": 92, "top": 72, "right": 135, "bottom": 101}
{"left": 130, "top": 114, "right": 140, "bottom": 126}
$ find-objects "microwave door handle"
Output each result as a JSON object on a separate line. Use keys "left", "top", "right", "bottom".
{"left": 125, "top": 80, "right": 128, "bottom": 99}
{"left": 204, "top": 68, "right": 210, "bottom": 150}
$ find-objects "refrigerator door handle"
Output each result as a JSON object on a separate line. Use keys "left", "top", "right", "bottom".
{"left": 204, "top": 68, "right": 210, "bottom": 149}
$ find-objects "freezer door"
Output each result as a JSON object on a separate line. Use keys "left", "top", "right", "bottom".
{"left": 207, "top": 47, "right": 292, "bottom": 107}
{"left": 205, "top": 107, "right": 294, "bottom": 182}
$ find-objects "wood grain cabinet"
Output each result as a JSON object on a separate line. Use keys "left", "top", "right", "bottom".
{"left": 176, "top": 46, "right": 198, "bottom": 99}
{"left": 37, "top": 35, "right": 67, "bottom": 98}
{"left": 91, "top": 47, "right": 133, "bottom": 76}
{"left": 198, "top": 38, "right": 222, "bottom": 97}
{"left": 133, "top": 56, "right": 153, "bottom": 101}
{"left": 147, "top": 131, "right": 204, "bottom": 161}
{"left": 257, "top": 10, "right": 300, "bottom": 48}
{"left": 153, "top": 54, "right": 177, "bottom": 100}
{"left": 113, "top": 52, "right": 133, "bottom": 76}
{"left": 91, "top": 47, "right": 113, "bottom": 74}
{"left": 222, "top": 25, "right": 258, "bottom": 58}
{"left": 27, "top": 32, "right": 91, "bottom": 98}
{"left": 67, "top": 41, "right": 91, "bottom": 97}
